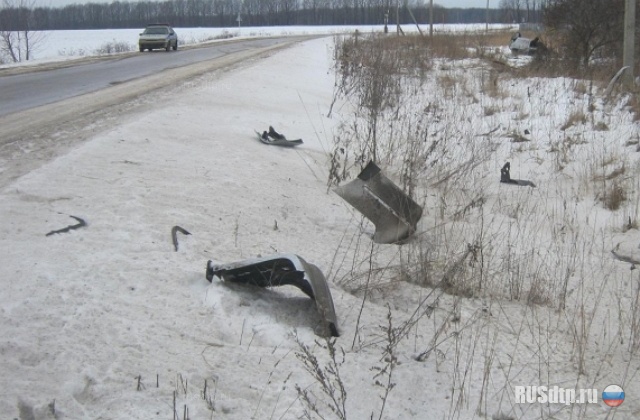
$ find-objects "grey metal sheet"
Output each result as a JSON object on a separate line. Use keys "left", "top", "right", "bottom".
{"left": 335, "top": 161, "right": 423, "bottom": 244}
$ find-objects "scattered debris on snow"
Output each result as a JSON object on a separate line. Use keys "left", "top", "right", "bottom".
{"left": 206, "top": 253, "right": 339, "bottom": 337}
{"left": 171, "top": 225, "right": 191, "bottom": 251}
{"left": 499, "top": 162, "right": 536, "bottom": 188}
{"left": 256, "top": 125, "right": 303, "bottom": 147}
{"left": 45, "top": 214, "right": 87, "bottom": 236}
{"left": 335, "top": 161, "right": 423, "bottom": 244}
{"left": 611, "top": 240, "right": 640, "bottom": 266}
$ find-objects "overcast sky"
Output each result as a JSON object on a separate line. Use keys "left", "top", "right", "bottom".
{"left": 41, "top": 0, "right": 493, "bottom": 10}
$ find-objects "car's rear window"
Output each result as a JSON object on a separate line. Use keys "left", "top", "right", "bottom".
{"left": 144, "top": 27, "right": 169, "bottom": 34}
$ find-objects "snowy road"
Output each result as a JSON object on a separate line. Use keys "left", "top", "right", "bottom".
{"left": 0, "top": 36, "right": 320, "bottom": 189}
{"left": 0, "top": 36, "right": 317, "bottom": 118}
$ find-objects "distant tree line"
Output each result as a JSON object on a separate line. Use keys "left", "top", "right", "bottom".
{"left": 0, "top": 0, "right": 539, "bottom": 31}
{"left": 499, "top": 0, "right": 547, "bottom": 24}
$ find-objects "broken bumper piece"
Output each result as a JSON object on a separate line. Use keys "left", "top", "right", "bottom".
{"left": 335, "top": 161, "right": 423, "bottom": 244}
{"left": 255, "top": 128, "right": 303, "bottom": 147}
{"left": 500, "top": 162, "right": 536, "bottom": 187}
{"left": 206, "top": 254, "right": 339, "bottom": 337}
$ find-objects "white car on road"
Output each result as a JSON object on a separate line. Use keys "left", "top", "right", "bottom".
{"left": 139, "top": 24, "right": 178, "bottom": 52}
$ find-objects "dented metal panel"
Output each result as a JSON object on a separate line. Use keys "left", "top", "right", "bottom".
{"left": 206, "top": 254, "right": 339, "bottom": 337}
{"left": 334, "top": 161, "right": 423, "bottom": 244}
{"left": 509, "top": 32, "right": 541, "bottom": 55}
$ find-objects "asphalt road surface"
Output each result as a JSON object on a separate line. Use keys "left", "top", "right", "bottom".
{"left": 0, "top": 36, "right": 311, "bottom": 117}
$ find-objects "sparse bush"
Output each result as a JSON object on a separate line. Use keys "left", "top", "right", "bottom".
{"left": 438, "top": 74, "right": 458, "bottom": 98}
{"left": 526, "top": 276, "right": 552, "bottom": 306}
{"left": 561, "top": 110, "right": 587, "bottom": 131}
{"left": 58, "top": 47, "right": 87, "bottom": 56}
{"left": 194, "top": 31, "right": 237, "bottom": 43}
{"left": 594, "top": 121, "right": 609, "bottom": 131}
{"left": 94, "top": 40, "right": 133, "bottom": 55}
{"left": 507, "top": 131, "right": 530, "bottom": 143}
{"left": 482, "top": 69, "right": 504, "bottom": 99}
{"left": 218, "top": 31, "right": 236, "bottom": 39}
{"left": 295, "top": 337, "right": 348, "bottom": 420}
{"left": 573, "top": 80, "right": 588, "bottom": 95}
{"left": 625, "top": 93, "right": 640, "bottom": 121}
{"left": 598, "top": 181, "right": 626, "bottom": 210}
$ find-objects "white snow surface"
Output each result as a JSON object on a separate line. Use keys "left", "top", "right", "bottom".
{"left": 1, "top": 36, "right": 347, "bottom": 419}
{"left": 1, "top": 27, "right": 640, "bottom": 420}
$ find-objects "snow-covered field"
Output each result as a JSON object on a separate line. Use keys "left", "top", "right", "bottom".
{"left": 1, "top": 23, "right": 515, "bottom": 66}
{"left": 1, "top": 25, "right": 639, "bottom": 420}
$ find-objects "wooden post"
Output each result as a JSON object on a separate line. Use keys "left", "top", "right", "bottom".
{"left": 407, "top": 4, "right": 423, "bottom": 36}
{"left": 429, "top": 0, "right": 434, "bottom": 37}
{"left": 623, "top": 0, "right": 636, "bottom": 87}
{"left": 396, "top": 0, "right": 400, "bottom": 35}
{"left": 485, "top": 0, "right": 490, "bottom": 32}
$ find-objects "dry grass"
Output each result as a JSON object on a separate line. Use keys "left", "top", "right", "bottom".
{"left": 483, "top": 106, "right": 499, "bottom": 116}
{"left": 561, "top": 110, "right": 587, "bottom": 131}
{"left": 507, "top": 132, "right": 530, "bottom": 143}
{"left": 605, "top": 165, "right": 626, "bottom": 181}
{"left": 482, "top": 69, "right": 505, "bottom": 99}
{"left": 599, "top": 182, "right": 627, "bottom": 211}
{"left": 422, "top": 31, "right": 475, "bottom": 60}
{"left": 438, "top": 74, "right": 458, "bottom": 98}
{"left": 321, "top": 31, "right": 640, "bottom": 420}
{"left": 573, "top": 80, "right": 589, "bottom": 95}
{"left": 335, "top": 30, "right": 517, "bottom": 78}
{"left": 625, "top": 93, "right": 640, "bottom": 122}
